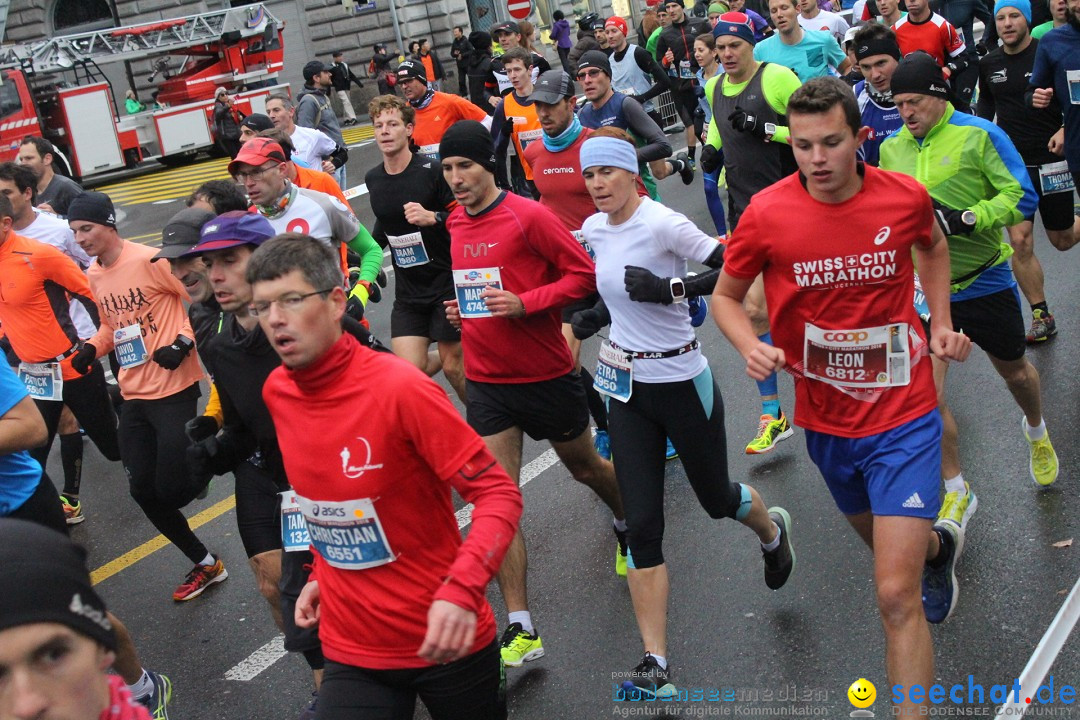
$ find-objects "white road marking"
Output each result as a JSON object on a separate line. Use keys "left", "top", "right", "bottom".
{"left": 224, "top": 635, "right": 286, "bottom": 681}
{"left": 224, "top": 448, "right": 563, "bottom": 681}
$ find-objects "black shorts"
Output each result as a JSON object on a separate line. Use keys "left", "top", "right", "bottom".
{"left": 1024, "top": 166, "right": 1076, "bottom": 231}
{"left": 317, "top": 641, "right": 505, "bottom": 720}
{"left": 391, "top": 299, "right": 461, "bottom": 342}
{"left": 950, "top": 286, "right": 1026, "bottom": 362}
{"left": 234, "top": 461, "right": 284, "bottom": 558}
{"left": 670, "top": 84, "right": 698, "bottom": 126}
{"left": 466, "top": 372, "right": 590, "bottom": 442}
{"left": 560, "top": 292, "right": 600, "bottom": 324}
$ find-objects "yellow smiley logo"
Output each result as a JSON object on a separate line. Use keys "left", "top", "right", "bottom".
{"left": 848, "top": 678, "right": 876, "bottom": 709}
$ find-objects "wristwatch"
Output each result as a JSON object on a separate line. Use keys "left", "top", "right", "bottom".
{"left": 764, "top": 122, "right": 777, "bottom": 141}
{"left": 669, "top": 277, "right": 687, "bottom": 302}
{"left": 434, "top": 210, "right": 448, "bottom": 225}
{"left": 961, "top": 210, "right": 977, "bottom": 228}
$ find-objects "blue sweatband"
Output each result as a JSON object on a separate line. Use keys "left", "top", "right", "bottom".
{"left": 734, "top": 484, "right": 753, "bottom": 521}
{"left": 579, "top": 136, "right": 639, "bottom": 175}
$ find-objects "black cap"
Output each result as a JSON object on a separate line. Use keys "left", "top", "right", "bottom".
{"left": 303, "top": 60, "right": 328, "bottom": 82}
{"left": 440, "top": 120, "right": 497, "bottom": 173}
{"left": 67, "top": 191, "right": 116, "bottom": 229}
{"left": 240, "top": 113, "right": 274, "bottom": 133}
{"left": 529, "top": 69, "right": 576, "bottom": 104}
{"left": 153, "top": 207, "right": 216, "bottom": 260}
{"left": 0, "top": 519, "right": 116, "bottom": 651}
{"left": 468, "top": 31, "right": 492, "bottom": 52}
{"left": 577, "top": 50, "right": 612, "bottom": 77}
{"left": 890, "top": 51, "right": 950, "bottom": 100}
{"left": 396, "top": 59, "right": 428, "bottom": 83}
{"left": 492, "top": 21, "right": 521, "bottom": 35}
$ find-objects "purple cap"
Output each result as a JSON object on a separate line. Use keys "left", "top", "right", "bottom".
{"left": 182, "top": 211, "right": 276, "bottom": 255}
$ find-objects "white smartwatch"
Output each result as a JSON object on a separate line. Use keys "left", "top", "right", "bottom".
{"left": 669, "top": 277, "right": 686, "bottom": 301}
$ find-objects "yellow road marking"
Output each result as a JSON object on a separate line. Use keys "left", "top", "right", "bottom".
{"left": 126, "top": 232, "right": 160, "bottom": 245}
{"left": 90, "top": 494, "right": 237, "bottom": 586}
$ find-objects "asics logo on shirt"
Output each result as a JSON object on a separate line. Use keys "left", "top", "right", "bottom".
{"left": 873, "top": 226, "right": 891, "bottom": 245}
{"left": 989, "top": 69, "right": 1007, "bottom": 83}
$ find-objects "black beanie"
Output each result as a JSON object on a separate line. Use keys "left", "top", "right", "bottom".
{"left": 0, "top": 519, "right": 116, "bottom": 650}
{"left": 439, "top": 120, "right": 497, "bottom": 173}
{"left": 67, "top": 191, "right": 117, "bottom": 229}
{"left": 577, "top": 50, "right": 612, "bottom": 77}
{"left": 889, "top": 52, "right": 949, "bottom": 100}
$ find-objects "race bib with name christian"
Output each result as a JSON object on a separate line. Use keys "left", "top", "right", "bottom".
{"left": 18, "top": 362, "right": 62, "bottom": 401}
{"left": 453, "top": 268, "right": 502, "bottom": 318}
{"left": 803, "top": 323, "right": 910, "bottom": 388}
{"left": 295, "top": 495, "right": 395, "bottom": 571}
{"left": 387, "top": 231, "right": 431, "bottom": 268}
{"left": 114, "top": 325, "right": 149, "bottom": 369}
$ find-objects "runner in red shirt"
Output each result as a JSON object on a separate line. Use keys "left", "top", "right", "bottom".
{"left": 712, "top": 78, "right": 972, "bottom": 714}
{"left": 440, "top": 120, "right": 626, "bottom": 669}
{"left": 251, "top": 235, "right": 520, "bottom": 719}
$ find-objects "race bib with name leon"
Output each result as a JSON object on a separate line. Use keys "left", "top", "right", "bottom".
{"left": 803, "top": 322, "right": 910, "bottom": 388}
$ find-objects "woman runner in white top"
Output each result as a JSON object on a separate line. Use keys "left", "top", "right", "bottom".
{"left": 573, "top": 129, "right": 793, "bottom": 701}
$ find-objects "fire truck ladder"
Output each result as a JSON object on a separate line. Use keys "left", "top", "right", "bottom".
{"left": 0, "top": 3, "right": 280, "bottom": 75}
{"left": 0, "top": 0, "right": 11, "bottom": 49}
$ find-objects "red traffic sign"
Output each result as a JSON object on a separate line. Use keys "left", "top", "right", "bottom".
{"left": 506, "top": 0, "right": 533, "bottom": 20}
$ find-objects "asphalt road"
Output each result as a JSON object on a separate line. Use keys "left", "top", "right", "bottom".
{"left": 64, "top": 133, "right": 1080, "bottom": 720}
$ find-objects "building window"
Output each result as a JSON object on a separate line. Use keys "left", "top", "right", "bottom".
{"left": 52, "top": 0, "right": 113, "bottom": 33}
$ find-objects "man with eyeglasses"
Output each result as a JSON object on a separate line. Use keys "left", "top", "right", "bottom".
{"left": 576, "top": 51, "right": 692, "bottom": 200}
{"left": 177, "top": 213, "right": 386, "bottom": 719}
{"left": 66, "top": 191, "right": 229, "bottom": 603}
{"left": 228, "top": 138, "right": 383, "bottom": 320}
{"left": 250, "top": 234, "right": 520, "bottom": 720}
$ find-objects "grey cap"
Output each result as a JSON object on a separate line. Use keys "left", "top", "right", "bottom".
{"left": 153, "top": 208, "right": 217, "bottom": 260}
{"left": 529, "top": 69, "right": 576, "bottom": 104}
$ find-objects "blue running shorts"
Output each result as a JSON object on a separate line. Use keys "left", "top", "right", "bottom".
{"left": 804, "top": 409, "right": 943, "bottom": 519}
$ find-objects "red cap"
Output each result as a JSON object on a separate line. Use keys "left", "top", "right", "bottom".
{"left": 605, "top": 16, "right": 629, "bottom": 36}
{"left": 228, "top": 137, "right": 287, "bottom": 176}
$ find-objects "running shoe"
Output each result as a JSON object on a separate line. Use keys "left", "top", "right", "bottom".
{"left": 499, "top": 623, "right": 544, "bottom": 667}
{"left": 922, "top": 523, "right": 959, "bottom": 624}
{"left": 614, "top": 524, "right": 629, "bottom": 577}
{"left": 61, "top": 495, "right": 84, "bottom": 525}
{"left": 763, "top": 507, "right": 795, "bottom": 590}
{"left": 1023, "top": 417, "right": 1059, "bottom": 486}
{"left": 674, "top": 151, "right": 695, "bottom": 185}
{"left": 688, "top": 294, "right": 708, "bottom": 327}
{"left": 1025, "top": 309, "right": 1057, "bottom": 343}
{"left": 297, "top": 692, "right": 318, "bottom": 720}
{"left": 172, "top": 556, "right": 228, "bottom": 602}
{"left": 197, "top": 479, "right": 212, "bottom": 501}
{"left": 665, "top": 438, "right": 678, "bottom": 461}
{"left": 937, "top": 482, "right": 978, "bottom": 534}
{"left": 745, "top": 413, "right": 793, "bottom": 455}
{"left": 594, "top": 429, "right": 611, "bottom": 461}
{"left": 621, "top": 653, "right": 676, "bottom": 699}
{"left": 137, "top": 671, "right": 172, "bottom": 720}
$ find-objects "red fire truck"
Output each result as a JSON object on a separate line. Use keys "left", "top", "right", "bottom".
{"left": 0, "top": 3, "right": 288, "bottom": 179}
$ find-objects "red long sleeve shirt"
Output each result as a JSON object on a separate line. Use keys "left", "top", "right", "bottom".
{"left": 447, "top": 191, "right": 596, "bottom": 383}
{"left": 263, "top": 333, "right": 522, "bottom": 669}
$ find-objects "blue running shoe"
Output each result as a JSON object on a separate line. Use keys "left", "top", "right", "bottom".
{"left": 665, "top": 438, "right": 678, "bottom": 461}
{"left": 922, "top": 523, "right": 960, "bottom": 623}
{"left": 137, "top": 671, "right": 172, "bottom": 720}
{"left": 688, "top": 295, "right": 708, "bottom": 327}
{"left": 594, "top": 429, "right": 611, "bottom": 460}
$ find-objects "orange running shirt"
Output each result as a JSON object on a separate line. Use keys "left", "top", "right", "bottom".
{"left": 411, "top": 92, "right": 489, "bottom": 160}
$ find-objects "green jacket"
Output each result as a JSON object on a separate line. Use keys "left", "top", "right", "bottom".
{"left": 879, "top": 103, "right": 1037, "bottom": 292}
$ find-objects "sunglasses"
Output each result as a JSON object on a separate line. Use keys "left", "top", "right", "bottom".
{"left": 576, "top": 69, "right": 603, "bottom": 80}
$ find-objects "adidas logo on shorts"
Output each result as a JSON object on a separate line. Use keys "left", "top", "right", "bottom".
{"left": 902, "top": 492, "right": 925, "bottom": 509}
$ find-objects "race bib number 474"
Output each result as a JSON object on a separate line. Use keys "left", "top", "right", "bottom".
{"left": 454, "top": 268, "right": 502, "bottom": 318}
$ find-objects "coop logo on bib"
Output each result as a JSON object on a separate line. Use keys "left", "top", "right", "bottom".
{"left": 793, "top": 250, "right": 897, "bottom": 290}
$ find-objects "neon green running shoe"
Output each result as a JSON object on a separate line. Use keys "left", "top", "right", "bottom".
{"left": 937, "top": 483, "right": 978, "bottom": 534}
{"left": 499, "top": 623, "right": 544, "bottom": 667}
{"left": 745, "top": 413, "right": 793, "bottom": 455}
{"left": 1023, "top": 417, "right": 1058, "bottom": 486}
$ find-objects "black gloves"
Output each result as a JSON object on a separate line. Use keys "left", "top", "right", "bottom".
{"left": 932, "top": 202, "right": 976, "bottom": 236}
{"left": 728, "top": 106, "right": 768, "bottom": 140}
{"left": 700, "top": 144, "right": 723, "bottom": 174}
{"left": 570, "top": 299, "right": 611, "bottom": 340}
{"left": 624, "top": 265, "right": 673, "bottom": 304}
{"left": 152, "top": 335, "right": 194, "bottom": 370}
{"left": 70, "top": 343, "right": 97, "bottom": 375}
{"left": 185, "top": 415, "right": 220, "bottom": 443}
